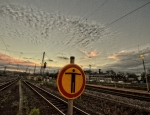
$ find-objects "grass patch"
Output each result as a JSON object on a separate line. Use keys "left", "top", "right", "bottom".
{"left": 29, "top": 107, "right": 40, "bottom": 115}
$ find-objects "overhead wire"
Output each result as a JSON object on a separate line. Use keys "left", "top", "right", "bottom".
{"left": 50, "top": 0, "right": 150, "bottom": 61}
{"left": 47, "top": 0, "right": 109, "bottom": 60}
{"left": 1, "top": 1, "right": 150, "bottom": 71}
{"left": 45, "top": 53, "right": 61, "bottom": 67}
{"left": 80, "top": 40, "right": 150, "bottom": 69}
{"left": 0, "top": 37, "right": 13, "bottom": 57}
{"left": 81, "top": 1, "right": 150, "bottom": 66}
{"left": 0, "top": 47, "right": 43, "bottom": 54}
{"left": 1, "top": 0, "right": 109, "bottom": 66}
{"left": 85, "top": 0, "right": 109, "bottom": 20}
{"left": 102, "top": 1, "right": 150, "bottom": 30}
{"left": 82, "top": 1, "right": 150, "bottom": 50}
{"left": 43, "top": 0, "right": 150, "bottom": 71}
{"left": 76, "top": 40, "right": 150, "bottom": 68}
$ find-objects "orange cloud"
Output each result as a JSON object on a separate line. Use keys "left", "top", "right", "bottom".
{"left": 0, "top": 53, "right": 40, "bottom": 66}
{"left": 107, "top": 54, "right": 118, "bottom": 60}
{"left": 0, "top": 53, "right": 12, "bottom": 60}
{"left": 90, "top": 51, "right": 99, "bottom": 57}
{"left": 80, "top": 50, "right": 99, "bottom": 58}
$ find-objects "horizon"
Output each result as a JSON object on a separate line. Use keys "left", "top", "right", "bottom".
{"left": 0, "top": 0, "right": 150, "bottom": 75}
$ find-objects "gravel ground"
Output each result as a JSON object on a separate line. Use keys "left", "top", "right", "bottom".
{"left": 85, "top": 89, "right": 150, "bottom": 110}
{"left": 22, "top": 82, "right": 63, "bottom": 115}
{"left": 0, "top": 82, "right": 19, "bottom": 115}
{"left": 39, "top": 82, "right": 150, "bottom": 115}
{"left": 82, "top": 89, "right": 150, "bottom": 115}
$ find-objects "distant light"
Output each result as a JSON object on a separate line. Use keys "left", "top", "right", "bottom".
{"left": 140, "top": 55, "right": 144, "bottom": 59}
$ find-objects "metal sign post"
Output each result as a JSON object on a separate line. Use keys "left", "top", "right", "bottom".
{"left": 67, "top": 56, "right": 74, "bottom": 115}
{"left": 57, "top": 56, "right": 86, "bottom": 115}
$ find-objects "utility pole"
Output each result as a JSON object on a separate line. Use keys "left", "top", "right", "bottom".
{"left": 89, "top": 64, "right": 91, "bottom": 73}
{"left": 3, "top": 66, "right": 6, "bottom": 75}
{"left": 26, "top": 66, "right": 28, "bottom": 73}
{"left": 34, "top": 65, "right": 36, "bottom": 74}
{"left": 43, "top": 62, "right": 47, "bottom": 75}
{"left": 17, "top": 64, "right": 19, "bottom": 70}
{"left": 140, "top": 55, "right": 149, "bottom": 92}
{"left": 89, "top": 64, "right": 91, "bottom": 82}
{"left": 40, "top": 52, "right": 45, "bottom": 75}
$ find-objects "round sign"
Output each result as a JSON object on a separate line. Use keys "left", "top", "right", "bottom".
{"left": 57, "top": 63, "right": 86, "bottom": 99}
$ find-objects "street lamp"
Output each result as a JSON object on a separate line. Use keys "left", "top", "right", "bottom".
{"left": 140, "top": 55, "right": 149, "bottom": 92}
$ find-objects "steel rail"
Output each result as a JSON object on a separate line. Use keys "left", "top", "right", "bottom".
{"left": 24, "top": 81, "right": 89, "bottom": 115}
{"left": 86, "top": 85, "right": 150, "bottom": 102}
{"left": 0, "top": 79, "right": 18, "bottom": 91}
{"left": 82, "top": 92, "right": 150, "bottom": 114}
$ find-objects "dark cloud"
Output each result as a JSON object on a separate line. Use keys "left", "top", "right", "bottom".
{"left": 97, "top": 47, "right": 150, "bottom": 74}
{"left": 57, "top": 56, "right": 69, "bottom": 60}
{"left": 47, "top": 59, "right": 53, "bottom": 62}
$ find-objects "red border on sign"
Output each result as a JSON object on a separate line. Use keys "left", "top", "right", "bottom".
{"left": 57, "top": 64, "right": 86, "bottom": 99}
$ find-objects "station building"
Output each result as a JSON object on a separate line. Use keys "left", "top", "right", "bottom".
{"left": 86, "top": 73, "right": 112, "bottom": 83}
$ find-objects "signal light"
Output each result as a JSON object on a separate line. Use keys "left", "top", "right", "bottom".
{"left": 44, "top": 62, "right": 47, "bottom": 68}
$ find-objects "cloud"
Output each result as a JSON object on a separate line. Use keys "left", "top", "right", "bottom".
{"left": 47, "top": 59, "right": 53, "bottom": 62}
{"left": 107, "top": 50, "right": 140, "bottom": 61}
{"left": 0, "top": 4, "right": 112, "bottom": 47}
{"left": 98, "top": 47, "right": 150, "bottom": 74}
{"left": 0, "top": 53, "right": 12, "bottom": 61}
{"left": 107, "top": 54, "right": 119, "bottom": 60}
{"left": 80, "top": 50, "right": 99, "bottom": 59}
{"left": 57, "top": 56, "right": 69, "bottom": 60}
{"left": 0, "top": 53, "right": 40, "bottom": 68}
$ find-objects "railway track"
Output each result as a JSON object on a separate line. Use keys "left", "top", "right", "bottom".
{"left": 0, "top": 79, "right": 18, "bottom": 91}
{"left": 81, "top": 92, "right": 150, "bottom": 115}
{"left": 86, "top": 85, "right": 150, "bottom": 102}
{"left": 24, "top": 81, "right": 89, "bottom": 115}
{"left": 0, "top": 78, "right": 20, "bottom": 115}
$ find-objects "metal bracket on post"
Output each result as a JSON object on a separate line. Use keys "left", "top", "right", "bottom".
{"left": 70, "top": 56, "right": 75, "bottom": 64}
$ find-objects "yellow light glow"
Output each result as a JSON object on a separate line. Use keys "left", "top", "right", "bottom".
{"left": 140, "top": 55, "right": 144, "bottom": 59}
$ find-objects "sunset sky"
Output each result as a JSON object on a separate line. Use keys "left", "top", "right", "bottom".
{"left": 0, "top": 0, "right": 150, "bottom": 74}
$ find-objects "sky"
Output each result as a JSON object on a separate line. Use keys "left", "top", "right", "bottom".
{"left": 0, "top": 0, "right": 150, "bottom": 74}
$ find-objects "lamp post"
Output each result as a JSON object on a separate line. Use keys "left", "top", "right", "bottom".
{"left": 140, "top": 55, "right": 149, "bottom": 92}
{"left": 26, "top": 66, "right": 28, "bottom": 73}
{"left": 89, "top": 64, "right": 91, "bottom": 82}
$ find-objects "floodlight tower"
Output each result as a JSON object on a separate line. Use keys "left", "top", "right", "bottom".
{"left": 140, "top": 55, "right": 149, "bottom": 92}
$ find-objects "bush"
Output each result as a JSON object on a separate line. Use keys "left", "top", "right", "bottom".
{"left": 29, "top": 107, "right": 40, "bottom": 115}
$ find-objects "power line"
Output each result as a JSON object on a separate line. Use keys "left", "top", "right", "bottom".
{"left": 0, "top": 37, "right": 13, "bottom": 57}
{"left": 86, "top": 1, "right": 150, "bottom": 50}
{"left": 46, "top": 0, "right": 109, "bottom": 55}
{"left": 0, "top": 47, "right": 43, "bottom": 54}
{"left": 81, "top": 1, "right": 150, "bottom": 50}
{"left": 85, "top": 0, "right": 109, "bottom": 20}
{"left": 102, "top": 1, "right": 150, "bottom": 30}
{"left": 105, "top": 41, "right": 150, "bottom": 56}
{"left": 74, "top": 0, "right": 109, "bottom": 25}
{"left": 45, "top": 53, "right": 61, "bottom": 67}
